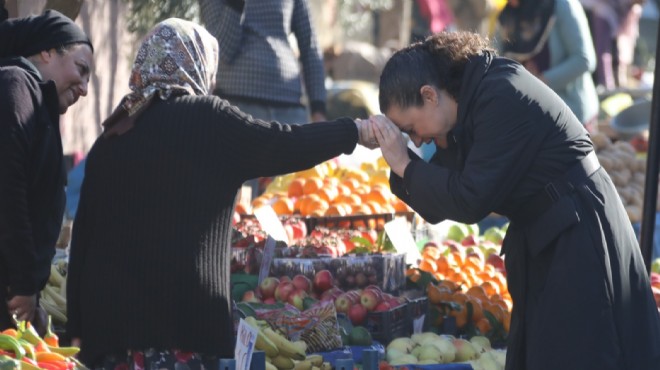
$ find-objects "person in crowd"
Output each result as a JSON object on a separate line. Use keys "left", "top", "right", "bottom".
{"left": 199, "top": 0, "right": 328, "bottom": 196}
{"left": 66, "top": 18, "right": 376, "bottom": 369}
{"left": 369, "top": 31, "right": 660, "bottom": 370}
{"left": 0, "top": 9, "right": 93, "bottom": 331}
{"left": 498, "top": 0, "right": 600, "bottom": 131}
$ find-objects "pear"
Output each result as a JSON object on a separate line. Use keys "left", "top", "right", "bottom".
{"left": 470, "top": 336, "right": 492, "bottom": 354}
{"left": 417, "top": 344, "right": 442, "bottom": 362}
{"left": 476, "top": 352, "right": 501, "bottom": 370}
{"left": 491, "top": 349, "right": 507, "bottom": 368}
{"left": 430, "top": 337, "right": 456, "bottom": 363}
{"left": 386, "top": 337, "right": 414, "bottom": 354}
{"left": 452, "top": 338, "right": 479, "bottom": 362}
{"left": 386, "top": 348, "right": 405, "bottom": 362}
{"left": 389, "top": 354, "right": 418, "bottom": 366}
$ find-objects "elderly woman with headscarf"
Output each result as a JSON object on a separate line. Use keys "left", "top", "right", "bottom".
{"left": 66, "top": 18, "right": 375, "bottom": 369}
{"left": 0, "top": 9, "right": 93, "bottom": 331}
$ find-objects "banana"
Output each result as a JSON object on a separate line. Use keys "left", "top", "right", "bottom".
{"left": 48, "top": 265, "right": 65, "bottom": 287}
{"left": 270, "top": 355, "right": 295, "bottom": 370}
{"left": 244, "top": 317, "right": 279, "bottom": 358}
{"left": 293, "top": 340, "right": 307, "bottom": 354}
{"left": 59, "top": 277, "right": 67, "bottom": 297}
{"left": 44, "top": 285, "right": 66, "bottom": 308}
{"left": 305, "top": 355, "right": 323, "bottom": 367}
{"left": 47, "top": 345, "right": 80, "bottom": 357}
{"left": 265, "top": 361, "right": 278, "bottom": 370}
{"left": 262, "top": 327, "right": 305, "bottom": 361}
{"left": 39, "top": 299, "right": 67, "bottom": 324}
{"left": 293, "top": 360, "right": 312, "bottom": 370}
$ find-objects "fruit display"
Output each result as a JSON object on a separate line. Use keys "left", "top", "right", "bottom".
{"left": 0, "top": 319, "right": 83, "bottom": 370}
{"left": 383, "top": 332, "right": 506, "bottom": 370}
{"left": 591, "top": 132, "right": 658, "bottom": 223}
{"left": 41, "top": 261, "right": 69, "bottom": 325}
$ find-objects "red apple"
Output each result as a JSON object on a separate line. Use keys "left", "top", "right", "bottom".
{"left": 280, "top": 275, "right": 292, "bottom": 284}
{"left": 334, "top": 293, "right": 353, "bottom": 314}
{"left": 360, "top": 289, "right": 381, "bottom": 311}
{"left": 292, "top": 274, "right": 312, "bottom": 293}
{"left": 486, "top": 253, "right": 506, "bottom": 273}
{"left": 259, "top": 277, "right": 280, "bottom": 300}
{"left": 461, "top": 234, "right": 478, "bottom": 246}
{"left": 344, "top": 290, "right": 361, "bottom": 304}
{"left": 348, "top": 303, "right": 368, "bottom": 325}
{"left": 275, "top": 281, "right": 296, "bottom": 302}
{"left": 241, "top": 290, "right": 261, "bottom": 303}
{"left": 263, "top": 297, "right": 276, "bottom": 304}
{"left": 313, "top": 270, "right": 334, "bottom": 293}
{"left": 321, "top": 287, "right": 344, "bottom": 302}
{"left": 374, "top": 301, "right": 391, "bottom": 312}
{"left": 288, "top": 288, "right": 309, "bottom": 310}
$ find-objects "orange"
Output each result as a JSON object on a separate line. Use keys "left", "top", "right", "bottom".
{"left": 449, "top": 303, "right": 469, "bottom": 329}
{"left": 483, "top": 301, "right": 505, "bottom": 323}
{"left": 317, "top": 186, "right": 338, "bottom": 203}
{"left": 365, "top": 200, "right": 383, "bottom": 214}
{"left": 392, "top": 198, "right": 411, "bottom": 213}
{"left": 463, "top": 255, "right": 483, "bottom": 271}
{"left": 272, "top": 197, "right": 294, "bottom": 215}
{"left": 476, "top": 317, "right": 492, "bottom": 335}
{"left": 481, "top": 281, "right": 500, "bottom": 297}
{"left": 341, "top": 178, "right": 360, "bottom": 192}
{"left": 234, "top": 203, "right": 250, "bottom": 215}
{"left": 439, "top": 279, "right": 459, "bottom": 292}
{"left": 422, "top": 246, "right": 442, "bottom": 261}
{"left": 466, "top": 296, "right": 484, "bottom": 323}
{"left": 435, "top": 255, "right": 450, "bottom": 275}
{"left": 287, "top": 178, "right": 306, "bottom": 197}
{"left": 366, "top": 187, "right": 391, "bottom": 206}
{"left": 451, "top": 292, "right": 469, "bottom": 305}
{"left": 297, "top": 194, "right": 320, "bottom": 215}
{"left": 419, "top": 258, "right": 438, "bottom": 273}
{"left": 303, "top": 177, "right": 324, "bottom": 195}
{"left": 336, "top": 184, "right": 351, "bottom": 197}
{"left": 305, "top": 198, "right": 329, "bottom": 216}
{"left": 465, "top": 285, "right": 488, "bottom": 301}
{"left": 433, "top": 272, "right": 446, "bottom": 281}
{"left": 427, "top": 283, "right": 452, "bottom": 305}
{"left": 323, "top": 176, "right": 339, "bottom": 187}
{"left": 325, "top": 204, "right": 349, "bottom": 217}
{"left": 451, "top": 251, "right": 465, "bottom": 268}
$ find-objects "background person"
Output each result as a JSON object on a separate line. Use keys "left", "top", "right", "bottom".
{"left": 371, "top": 31, "right": 660, "bottom": 370}
{"left": 66, "top": 18, "right": 376, "bottom": 368}
{"left": 0, "top": 9, "right": 93, "bottom": 331}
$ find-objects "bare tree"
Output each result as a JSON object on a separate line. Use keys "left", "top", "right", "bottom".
{"left": 44, "top": 0, "right": 84, "bottom": 20}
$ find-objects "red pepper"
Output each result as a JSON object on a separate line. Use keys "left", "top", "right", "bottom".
{"left": 38, "top": 361, "right": 64, "bottom": 370}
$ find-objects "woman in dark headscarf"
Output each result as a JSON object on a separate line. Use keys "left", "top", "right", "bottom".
{"left": 498, "top": 0, "right": 600, "bottom": 131}
{"left": 0, "top": 9, "right": 93, "bottom": 331}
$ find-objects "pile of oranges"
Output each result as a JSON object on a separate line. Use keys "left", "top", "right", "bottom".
{"left": 408, "top": 243, "right": 512, "bottom": 338}
{"left": 238, "top": 160, "right": 411, "bottom": 223}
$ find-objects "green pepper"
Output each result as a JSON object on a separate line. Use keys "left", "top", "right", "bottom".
{"left": 17, "top": 321, "right": 49, "bottom": 352}
{"left": 17, "top": 339, "right": 36, "bottom": 361}
{"left": 0, "top": 355, "right": 20, "bottom": 370}
{"left": 0, "top": 335, "right": 24, "bottom": 360}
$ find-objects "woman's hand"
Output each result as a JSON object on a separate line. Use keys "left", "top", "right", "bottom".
{"left": 355, "top": 118, "right": 379, "bottom": 149}
{"left": 370, "top": 115, "right": 410, "bottom": 177}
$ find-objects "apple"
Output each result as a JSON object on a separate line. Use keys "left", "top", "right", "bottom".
{"left": 334, "top": 293, "right": 353, "bottom": 314}
{"left": 275, "top": 281, "right": 296, "bottom": 302}
{"left": 313, "top": 270, "right": 334, "bottom": 293}
{"left": 259, "top": 277, "right": 280, "bottom": 300}
{"left": 344, "top": 290, "right": 361, "bottom": 304}
{"left": 288, "top": 288, "right": 309, "bottom": 310}
{"left": 321, "top": 287, "right": 344, "bottom": 302}
{"left": 486, "top": 253, "right": 506, "bottom": 274}
{"left": 292, "top": 274, "right": 312, "bottom": 293}
{"left": 355, "top": 272, "right": 368, "bottom": 288}
{"left": 348, "top": 303, "right": 368, "bottom": 325}
{"left": 263, "top": 297, "right": 276, "bottom": 304}
{"left": 374, "top": 301, "right": 391, "bottom": 312}
{"left": 280, "top": 275, "right": 292, "bottom": 284}
{"left": 360, "top": 289, "right": 381, "bottom": 311}
{"left": 241, "top": 290, "right": 261, "bottom": 303}
{"left": 443, "top": 239, "right": 461, "bottom": 253}
{"left": 461, "top": 234, "right": 478, "bottom": 247}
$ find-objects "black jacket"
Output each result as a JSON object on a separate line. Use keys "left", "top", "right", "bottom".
{"left": 391, "top": 53, "right": 660, "bottom": 370}
{"left": 0, "top": 57, "right": 65, "bottom": 328}
{"left": 66, "top": 95, "right": 358, "bottom": 366}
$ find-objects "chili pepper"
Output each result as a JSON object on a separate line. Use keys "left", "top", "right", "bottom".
{"left": 43, "top": 316, "right": 59, "bottom": 347}
{"left": 20, "top": 357, "right": 42, "bottom": 370}
{"left": 46, "top": 345, "right": 80, "bottom": 357}
{"left": 38, "top": 362, "right": 62, "bottom": 370}
{"left": 0, "top": 330, "right": 17, "bottom": 338}
{"left": 0, "top": 355, "right": 20, "bottom": 370}
{"left": 17, "top": 321, "right": 50, "bottom": 353}
{"left": 0, "top": 334, "right": 24, "bottom": 360}
{"left": 17, "top": 339, "right": 36, "bottom": 361}
{"left": 36, "top": 352, "right": 67, "bottom": 363}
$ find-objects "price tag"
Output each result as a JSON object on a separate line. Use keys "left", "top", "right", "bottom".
{"left": 258, "top": 236, "right": 277, "bottom": 284}
{"left": 413, "top": 315, "right": 425, "bottom": 334}
{"left": 384, "top": 217, "right": 423, "bottom": 266}
{"left": 235, "top": 318, "right": 259, "bottom": 370}
{"left": 253, "top": 205, "right": 289, "bottom": 243}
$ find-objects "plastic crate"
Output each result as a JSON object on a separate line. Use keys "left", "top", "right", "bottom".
{"left": 406, "top": 296, "right": 429, "bottom": 333}
{"left": 364, "top": 302, "right": 409, "bottom": 344}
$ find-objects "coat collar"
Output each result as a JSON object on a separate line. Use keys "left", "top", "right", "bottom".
{"left": 453, "top": 50, "right": 494, "bottom": 137}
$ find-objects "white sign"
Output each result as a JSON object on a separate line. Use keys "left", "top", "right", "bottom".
{"left": 384, "top": 217, "right": 423, "bottom": 266}
{"left": 253, "top": 205, "right": 289, "bottom": 244}
{"left": 258, "top": 236, "right": 278, "bottom": 284}
{"left": 235, "top": 318, "right": 259, "bottom": 370}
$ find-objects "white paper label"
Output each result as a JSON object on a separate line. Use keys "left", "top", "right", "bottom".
{"left": 384, "top": 217, "right": 423, "bottom": 266}
{"left": 253, "top": 205, "right": 289, "bottom": 243}
{"left": 235, "top": 318, "right": 258, "bottom": 370}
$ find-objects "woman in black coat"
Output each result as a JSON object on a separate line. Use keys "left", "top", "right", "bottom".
{"left": 371, "top": 31, "right": 660, "bottom": 370}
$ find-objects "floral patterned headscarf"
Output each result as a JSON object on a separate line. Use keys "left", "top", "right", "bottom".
{"left": 102, "top": 18, "right": 218, "bottom": 137}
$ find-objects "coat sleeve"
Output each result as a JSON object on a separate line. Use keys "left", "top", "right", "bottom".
{"left": 199, "top": 0, "right": 244, "bottom": 64}
{"left": 400, "top": 87, "right": 550, "bottom": 224}
{"left": 543, "top": 0, "right": 597, "bottom": 90}
{"left": 292, "top": 0, "right": 327, "bottom": 113}
{"left": 210, "top": 99, "right": 358, "bottom": 180}
{"left": 0, "top": 70, "right": 40, "bottom": 296}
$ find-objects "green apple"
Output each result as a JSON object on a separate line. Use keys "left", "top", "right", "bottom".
{"left": 446, "top": 223, "right": 470, "bottom": 242}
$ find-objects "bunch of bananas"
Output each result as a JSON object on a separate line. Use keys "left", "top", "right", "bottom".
{"left": 40, "top": 261, "right": 68, "bottom": 324}
{"left": 244, "top": 317, "right": 331, "bottom": 370}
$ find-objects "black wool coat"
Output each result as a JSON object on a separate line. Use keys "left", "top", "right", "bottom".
{"left": 0, "top": 58, "right": 66, "bottom": 329}
{"left": 390, "top": 52, "right": 660, "bottom": 370}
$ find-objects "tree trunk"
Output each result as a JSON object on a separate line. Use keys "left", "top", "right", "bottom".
{"left": 43, "top": 0, "right": 83, "bottom": 20}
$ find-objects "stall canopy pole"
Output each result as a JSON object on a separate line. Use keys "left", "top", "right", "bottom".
{"left": 640, "top": 21, "right": 660, "bottom": 275}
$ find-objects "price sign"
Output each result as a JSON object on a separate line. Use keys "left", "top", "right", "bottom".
{"left": 253, "top": 205, "right": 289, "bottom": 243}
{"left": 258, "top": 236, "right": 278, "bottom": 284}
{"left": 235, "top": 318, "right": 258, "bottom": 370}
{"left": 384, "top": 217, "right": 423, "bottom": 266}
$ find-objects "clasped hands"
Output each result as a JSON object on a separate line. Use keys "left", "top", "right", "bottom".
{"left": 355, "top": 115, "right": 411, "bottom": 177}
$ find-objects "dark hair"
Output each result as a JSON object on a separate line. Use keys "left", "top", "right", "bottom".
{"left": 379, "top": 31, "right": 495, "bottom": 113}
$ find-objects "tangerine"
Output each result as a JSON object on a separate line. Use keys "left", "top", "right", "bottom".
{"left": 287, "top": 178, "right": 306, "bottom": 197}
{"left": 303, "top": 177, "right": 323, "bottom": 195}
{"left": 272, "top": 197, "right": 294, "bottom": 215}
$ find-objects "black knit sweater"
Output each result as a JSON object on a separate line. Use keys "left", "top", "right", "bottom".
{"left": 66, "top": 95, "right": 358, "bottom": 365}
